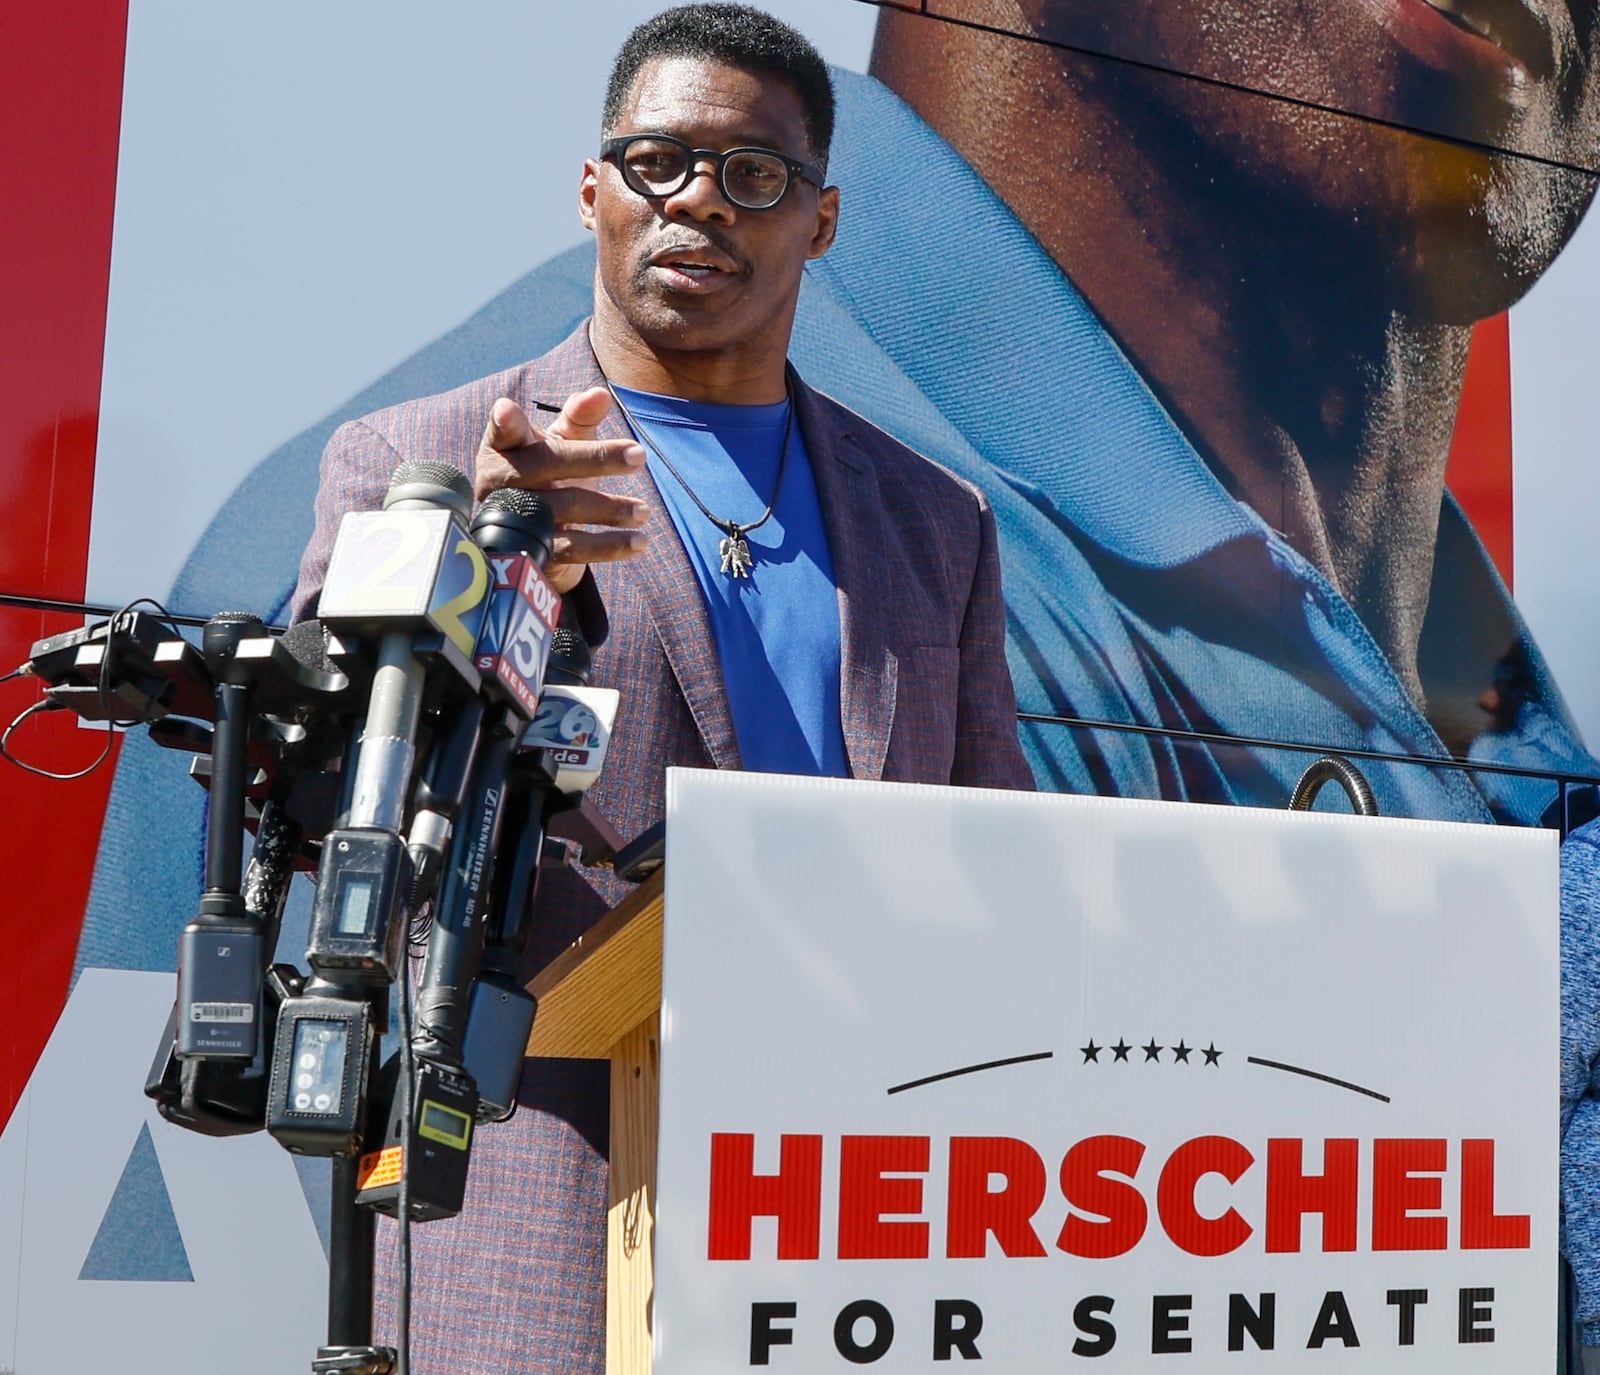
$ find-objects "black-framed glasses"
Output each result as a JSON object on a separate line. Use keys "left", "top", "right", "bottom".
{"left": 600, "top": 134, "right": 823, "bottom": 210}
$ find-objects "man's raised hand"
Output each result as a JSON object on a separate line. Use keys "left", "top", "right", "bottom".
{"left": 475, "top": 386, "right": 649, "bottom": 594}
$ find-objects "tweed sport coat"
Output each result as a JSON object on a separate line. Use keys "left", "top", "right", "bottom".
{"left": 291, "top": 323, "right": 1033, "bottom": 1373}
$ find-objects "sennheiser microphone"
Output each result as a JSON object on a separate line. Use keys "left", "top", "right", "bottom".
{"left": 404, "top": 489, "right": 560, "bottom": 914}
{"left": 462, "top": 608, "right": 615, "bottom": 1122}
{"left": 146, "top": 619, "right": 351, "bottom": 1134}
{"left": 171, "top": 612, "right": 275, "bottom": 1062}
{"left": 406, "top": 491, "right": 559, "bottom": 1069}
{"left": 461, "top": 626, "right": 587, "bottom": 1121}
{"left": 358, "top": 489, "right": 562, "bottom": 1216}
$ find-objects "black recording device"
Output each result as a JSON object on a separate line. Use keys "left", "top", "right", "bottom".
{"left": 308, "top": 829, "right": 414, "bottom": 979}
{"left": 355, "top": 1056, "right": 478, "bottom": 1221}
{"left": 28, "top": 608, "right": 212, "bottom": 723}
{"left": 265, "top": 995, "right": 376, "bottom": 1156}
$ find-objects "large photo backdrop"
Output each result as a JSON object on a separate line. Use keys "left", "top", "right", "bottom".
{"left": 3, "top": 1, "right": 1599, "bottom": 1370}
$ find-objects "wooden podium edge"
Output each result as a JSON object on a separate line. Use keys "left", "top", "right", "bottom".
{"left": 524, "top": 868, "right": 665, "bottom": 1374}
{"left": 525, "top": 868, "right": 664, "bottom": 1061}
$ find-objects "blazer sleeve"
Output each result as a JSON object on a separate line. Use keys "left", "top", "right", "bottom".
{"left": 953, "top": 487, "right": 1036, "bottom": 790}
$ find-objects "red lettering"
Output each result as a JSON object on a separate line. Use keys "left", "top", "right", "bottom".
{"left": 838, "top": 1136, "right": 930, "bottom": 1260}
{"left": 1460, "top": 1139, "right": 1531, "bottom": 1250}
{"left": 1157, "top": 1135, "right": 1254, "bottom": 1256}
{"left": 946, "top": 1137, "right": 1047, "bottom": 1258}
{"left": 1371, "top": 1139, "right": 1447, "bottom": 1251}
{"left": 1265, "top": 1138, "right": 1358, "bottom": 1253}
{"left": 707, "top": 1133, "right": 822, "bottom": 1261}
{"left": 1056, "top": 1135, "right": 1148, "bottom": 1258}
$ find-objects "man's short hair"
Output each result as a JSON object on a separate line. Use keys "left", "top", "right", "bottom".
{"left": 602, "top": 3, "right": 835, "bottom": 173}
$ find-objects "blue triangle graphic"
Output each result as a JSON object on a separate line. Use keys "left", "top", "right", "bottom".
{"left": 79, "top": 1122, "right": 194, "bottom": 1282}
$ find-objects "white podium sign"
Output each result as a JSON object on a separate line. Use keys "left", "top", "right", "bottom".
{"left": 654, "top": 771, "right": 1558, "bottom": 1373}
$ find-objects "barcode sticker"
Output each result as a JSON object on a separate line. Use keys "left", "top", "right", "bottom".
{"left": 190, "top": 1002, "right": 255, "bottom": 1023}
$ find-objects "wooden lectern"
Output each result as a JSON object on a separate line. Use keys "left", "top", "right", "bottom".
{"left": 524, "top": 869, "right": 665, "bottom": 1375}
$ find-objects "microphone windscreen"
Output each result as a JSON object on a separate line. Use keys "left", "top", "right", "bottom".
{"left": 279, "top": 618, "right": 335, "bottom": 675}
{"left": 479, "top": 487, "right": 548, "bottom": 519}
{"left": 545, "top": 626, "right": 592, "bottom": 685}
{"left": 472, "top": 488, "right": 556, "bottom": 564}
{"left": 384, "top": 461, "right": 473, "bottom": 517}
{"left": 202, "top": 611, "right": 270, "bottom": 672}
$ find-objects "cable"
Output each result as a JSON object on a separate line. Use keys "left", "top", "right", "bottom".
{"left": 0, "top": 699, "right": 115, "bottom": 779}
{"left": 911, "top": 6, "right": 1600, "bottom": 183}
{"left": 394, "top": 956, "right": 416, "bottom": 1375}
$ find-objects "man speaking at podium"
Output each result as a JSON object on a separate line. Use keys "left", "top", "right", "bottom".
{"left": 290, "top": 5, "right": 1033, "bottom": 1370}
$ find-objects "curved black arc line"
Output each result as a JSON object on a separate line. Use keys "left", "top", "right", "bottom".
{"left": 887, "top": 1051, "right": 1055, "bottom": 1095}
{"left": 1247, "top": 1055, "right": 1390, "bottom": 1103}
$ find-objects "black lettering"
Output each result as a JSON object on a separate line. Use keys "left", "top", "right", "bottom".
{"left": 1227, "top": 1292, "right": 1275, "bottom": 1351}
{"left": 1387, "top": 1289, "right": 1428, "bottom": 1345}
{"left": 1307, "top": 1291, "right": 1360, "bottom": 1349}
{"left": 751, "top": 1302, "right": 796, "bottom": 1365}
{"left": 834, "top": 1300, "right": 894, "bottom": 1364}
{"left": 1459, "top": 1287, "right": 1495, "bottom": 1344}
{"left": 1072, "top": 1296, "right": 1117, "bottom": 1357}
{"left": 933, "top": 1299, "right": 983, "bottom": 1361}
{"left": 1152, "top": 1295, "right": 1193, "bottom": 1355}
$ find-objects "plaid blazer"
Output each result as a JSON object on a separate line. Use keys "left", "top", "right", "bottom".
{"left": 292, "top": 323, "right": 1032, "bottom": 1373}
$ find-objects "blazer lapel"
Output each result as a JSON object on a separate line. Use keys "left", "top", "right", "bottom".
{"left": 796, "top": 380, "right": 898, "bottom": 781}
{"left": 521, "top": 329, "right": 741, "bottom": 769}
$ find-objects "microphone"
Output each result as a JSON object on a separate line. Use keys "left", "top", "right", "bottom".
{"left": 147, "top": 622, "right": 352, "bottom": 1135}
{"left": 460, "top": 628, "right": 584, "bottom": 1122}
{"left": 462, "top": 607, "right": 621, "bottom": 1122}
{"left": 521, "top": 615, "right": 620, "bottom": 797}
{"left": 174, "top": 612, "right": 274, "bottom": 1062}
{"left": 404, "top": 489, "right": 561, "bottom": 914}
{"left": 267, "top": 461, "right": 485, "bottom": 1158}
{"left": 358, "top": 489, "right": 562, "bottom": 1217}
{"left": 408, "top": 491, "right": 559, "bottom": 1066}
{"left": 303, "top": 461, "right": 481, "bottom": 987}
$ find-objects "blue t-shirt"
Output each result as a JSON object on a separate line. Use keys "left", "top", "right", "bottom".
{"left": 612, "top": 383, "right": 848, "bottom": 778}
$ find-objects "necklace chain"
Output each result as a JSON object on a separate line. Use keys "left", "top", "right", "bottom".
{"left": 603, "top": 376, "right": 794, "bottom": 579}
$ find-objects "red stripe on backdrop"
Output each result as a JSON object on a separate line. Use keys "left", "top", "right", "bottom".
{"left": 0, "top": 1, "right": 129, "bottom": 597}
{"left": 0, "top": 610, "right": 123, "bottom": 1132}
{"left": 1445, "top": 314, "right": 1515, "bottom": 589}
{"left": 0, "top": 0, "right": 130, "bottom": 1131}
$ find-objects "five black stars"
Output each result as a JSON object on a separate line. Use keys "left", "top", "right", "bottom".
{"left": 1077, "top": 1036, "right": 1224, "bottom": 1066}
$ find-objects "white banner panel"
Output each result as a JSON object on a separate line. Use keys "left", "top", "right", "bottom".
{"left": 656, "top": 771, "right": 1558, "bottom": 1372}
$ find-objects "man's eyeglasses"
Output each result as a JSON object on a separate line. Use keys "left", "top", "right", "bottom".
{"left": 599, "top": 134, "right": 823, "bottom": 211}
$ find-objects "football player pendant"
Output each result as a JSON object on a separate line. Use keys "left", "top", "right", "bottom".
{"left": 719, "top": 525, "right": 754, "bottom": 578}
